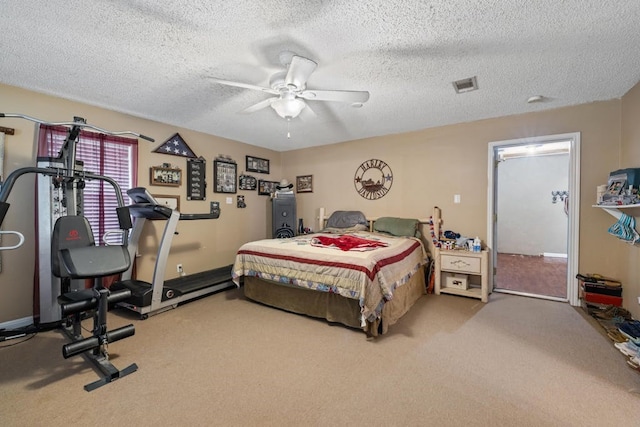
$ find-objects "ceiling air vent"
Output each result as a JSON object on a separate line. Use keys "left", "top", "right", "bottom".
{"left": 452, "top": 76, "right": 478, "bottom": 94}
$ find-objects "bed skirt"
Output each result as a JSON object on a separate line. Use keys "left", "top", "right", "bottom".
{"left": 243, "top": 265, "right": 426, "bottom": 337}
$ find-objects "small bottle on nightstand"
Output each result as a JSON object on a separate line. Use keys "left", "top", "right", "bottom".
{"left": 473, "top": 237, "right": 481, "bottom": 252}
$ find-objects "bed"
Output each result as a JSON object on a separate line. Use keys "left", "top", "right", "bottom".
{"left": 232, "top": 211, "right": 429, "bottom": 336}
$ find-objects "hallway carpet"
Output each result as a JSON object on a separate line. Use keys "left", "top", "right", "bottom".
{"left": 496, "top": 253, "right": 567, "bottom": 298}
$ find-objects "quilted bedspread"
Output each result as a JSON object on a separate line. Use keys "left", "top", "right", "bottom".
{"left": 232, "top": 231, "right": 427, "bottom": 322}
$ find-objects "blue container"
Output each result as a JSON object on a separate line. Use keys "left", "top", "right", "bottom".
{"left": 609, "top": 168, "right": 640, "bottom": 189}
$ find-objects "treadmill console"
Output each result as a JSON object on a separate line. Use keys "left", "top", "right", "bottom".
{"left": 127, "top": 187, "right": 160, "bottom": 205}
{"left": 127, "top": 187, "right": 173, "bottom": 219}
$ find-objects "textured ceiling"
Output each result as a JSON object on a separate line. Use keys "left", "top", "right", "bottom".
{"left": 1, "top": 1, "right": 640, "bottom": 151}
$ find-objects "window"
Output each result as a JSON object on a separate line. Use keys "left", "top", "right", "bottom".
{"left": 38, "top": 125, "right": 138, "bottom": 244}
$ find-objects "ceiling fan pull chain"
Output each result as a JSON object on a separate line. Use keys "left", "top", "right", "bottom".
{"left": 287, "top": 118, "right": 291, "bottom": 139}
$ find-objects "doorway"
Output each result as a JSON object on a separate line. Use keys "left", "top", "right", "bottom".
{"left": 487, "top": 133, "right": 581, "bottom": 305}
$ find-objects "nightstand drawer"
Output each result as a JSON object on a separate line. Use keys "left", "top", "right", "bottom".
{"left": 440, "top": 254, "right": 481, "bottom": 274}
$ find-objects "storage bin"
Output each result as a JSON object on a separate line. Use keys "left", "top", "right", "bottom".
{"left": 444, "top": 272, "right": 468, "bottom": 290}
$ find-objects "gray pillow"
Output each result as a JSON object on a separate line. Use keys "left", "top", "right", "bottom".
{"left": 325, "top": 211, "right": 368, "bottom": 229}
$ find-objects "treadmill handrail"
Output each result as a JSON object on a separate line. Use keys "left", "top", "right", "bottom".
{"left": 0, "top": 230, "right": 25, "bottom": 251}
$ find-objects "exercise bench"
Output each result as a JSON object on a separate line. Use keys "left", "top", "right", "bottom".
{"left": 52, "top": 215, "right": 138, "bottom": 391}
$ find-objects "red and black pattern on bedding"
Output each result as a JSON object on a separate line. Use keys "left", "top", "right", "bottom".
{"left": 232, "top": 231, "right": 427, "bottom": 322}
{"left": 310, "top": 234, "right": 388, "bottom": 251}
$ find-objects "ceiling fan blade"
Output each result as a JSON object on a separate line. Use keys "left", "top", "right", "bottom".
{"left": 210, "top": 78, "right": 279, "bottom": 95}
{"left": 285, "top": 55, "right": 317, "bottom": 89}
{"left": 298, "top": 89, "right": 370, "bottom": 104}
{"left": 239, "top": 97, "right": 277, "bottom": 114}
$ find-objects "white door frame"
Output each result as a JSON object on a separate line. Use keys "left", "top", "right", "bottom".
{"left": 487, "top": 132, "right": 581, "bottom": 306}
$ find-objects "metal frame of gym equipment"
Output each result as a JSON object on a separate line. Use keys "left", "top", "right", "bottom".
{"left": 112, "top": 187, "right": 235, "bottom": 319}
{"left": 0, "top": 113, "right": 154, "bottom": 390}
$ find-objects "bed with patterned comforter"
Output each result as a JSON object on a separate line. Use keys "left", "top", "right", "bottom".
{"left": 232, "top": 229, "right": 428, "bottom": 334}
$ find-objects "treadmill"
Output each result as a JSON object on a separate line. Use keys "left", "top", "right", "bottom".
{"left": 112, "top": 187, "right": 234, "bottom": 318}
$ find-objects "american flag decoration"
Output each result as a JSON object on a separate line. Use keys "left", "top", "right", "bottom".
{"left": 153, "top": 133, "right": 197, "bottom": 158}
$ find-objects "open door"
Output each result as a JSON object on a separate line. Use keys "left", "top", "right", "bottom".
{"left": 487, "top": 133, "right": 581, "bottom": 305}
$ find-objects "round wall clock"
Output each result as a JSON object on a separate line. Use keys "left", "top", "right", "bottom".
{"left": 354, "top": 159, "right": 393, "bottom": 200}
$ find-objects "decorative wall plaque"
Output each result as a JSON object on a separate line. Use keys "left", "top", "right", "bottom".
{"left": 187, "top": 157, "right": 206, "bottom": 200}
{"left": 246, "top": 155, "right": 270, "bottom": 174}
{"left": 239, "top": 174, "right": 257, "bottom": 191}
{"left": 258, "top": 179, "right": 278, "bottom": 196}
{"left": 353, "top": 159, "right": 393, "bottom": 200}
{"left": 150, "top": 166, "right": 181, "bottom": 187}
{"left": 153, "top": 133, "right": 197, "bottom": 158}
{"left": 214, "top": 160, "right": 237, "bottom": 194}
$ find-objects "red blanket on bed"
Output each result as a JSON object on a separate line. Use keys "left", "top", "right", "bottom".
{"left": 311, "top": 235, "right": 388, "bottom": 251}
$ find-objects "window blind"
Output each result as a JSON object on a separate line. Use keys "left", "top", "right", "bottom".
{"left": 38, "top": 125, "right": 138, "bottom": 244}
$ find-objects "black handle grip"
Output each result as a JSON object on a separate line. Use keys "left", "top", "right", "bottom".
{"left": 63, "top": 336, "right": 99, "bottom": 358}
{"left": 0, "top": 113, "right": 5, "bottom": 117}
{"left": 62, "top": 324, "right": 135, "bottom": 358}
{"left": 61, "top": 298, "right": 98, "bottom": 316}
{"left": 139, "top": 134, "right": 155, "bottom": 142}
{"left": 108, "top": 288, "right": 132, "bottom": 305}
{"left": 107, "top": 324, "right": 135, "bottom": 343}
{"left": 0, "top": 202, "right": 9, "bottom": 226}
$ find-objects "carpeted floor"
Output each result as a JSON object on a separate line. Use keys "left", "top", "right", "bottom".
{"left": 496, "top": 253, "right": 567, "bottom": 298}
{"left": 1, "top": 288, "right": 638, "bottom": 426}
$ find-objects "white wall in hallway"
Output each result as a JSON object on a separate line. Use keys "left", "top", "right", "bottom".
{"left": 497, "top": 154, "right": 569, "bottom": 255}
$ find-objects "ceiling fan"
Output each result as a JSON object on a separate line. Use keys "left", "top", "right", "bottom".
{"left": 210, "top": 54, "right": 370, "bottom": 120}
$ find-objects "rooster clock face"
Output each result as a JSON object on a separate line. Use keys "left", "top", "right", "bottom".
{"left": 353, "top": 159, "right": 393, "bottom": 200}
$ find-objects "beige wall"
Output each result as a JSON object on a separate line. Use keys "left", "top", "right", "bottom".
{"left": 1, "top": 80, "right": 639, "bottom": 323}
{"left": 283, "top": 97, "right": 637, "bottom": 317}
{"left": 621, "top": 81, "right": 640, "bottom": 317}
{"left": 0, "top": 83, "right": 281, "bottom": 323}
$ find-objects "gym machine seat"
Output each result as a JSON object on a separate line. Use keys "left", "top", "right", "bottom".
{"left": 52, "top": 215, "right": 138, "bottom": 391}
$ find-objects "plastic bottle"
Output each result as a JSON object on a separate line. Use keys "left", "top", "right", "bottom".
{"left": 473, "top": 237, "right": 481, "bottom": 252}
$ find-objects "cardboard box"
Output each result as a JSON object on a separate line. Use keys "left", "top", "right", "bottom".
{"left": 444, "top": 273, "right": 468, "bottom": 290}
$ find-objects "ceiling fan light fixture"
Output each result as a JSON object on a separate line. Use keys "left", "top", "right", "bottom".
{"left": 211, "top": 53, "right": 369, "bottom": 121}
{"left": 271, "top": 97, "right": 306, "bottom": 119}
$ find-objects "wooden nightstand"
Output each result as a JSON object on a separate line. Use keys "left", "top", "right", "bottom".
{"left": 434, "top": 248, "right": 491, "bottom": 303}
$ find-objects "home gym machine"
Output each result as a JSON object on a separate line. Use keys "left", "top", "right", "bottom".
{"left": 111, "top": 187, "right": 235, "bottom": 319}
{"left": 0, "top": 113, "right": 154, "bottom": 391}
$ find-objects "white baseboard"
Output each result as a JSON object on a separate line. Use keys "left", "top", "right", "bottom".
{"left": 0, "top": 316, "right": 33, "bottom": 331}
{"left": 543, "top": 252, "right": 568, "bottom": 258}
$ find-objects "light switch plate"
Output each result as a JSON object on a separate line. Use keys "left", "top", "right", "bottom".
{"left": 226, "top": 197, "right": 232, "bottom": 204}
{"left": 454, "top": 194, "right": 461, "bottom": 203}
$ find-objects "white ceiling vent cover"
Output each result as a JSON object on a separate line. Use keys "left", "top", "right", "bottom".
{"left": 453, "top": 76, "right": 478, "bottom": 93}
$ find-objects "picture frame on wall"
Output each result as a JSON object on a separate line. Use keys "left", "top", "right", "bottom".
{"left": 238, "top": 174, "right": 257, "bottom": 191}
{"left": 214, "top": 160, "right": 237, "bottom": 193}
{"left": 296, "top": 175, "right": 313, "bottom": 193}
{"left": 258, "top": 179, "right": 278, "bottom": 196}
{"left": 246, "top": 155, "right": 270, "bottom": 174}
{"left": 150, "top": 166, "right": 182, "bottom": 187}
{"left": 153, "top": 194, "right": 180, "bottom": 211}
{"left": 186, "top": 157, "right": 206, "bottom": 201}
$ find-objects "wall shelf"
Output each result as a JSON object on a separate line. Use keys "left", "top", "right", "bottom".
{"left": 594, "top": 204, "right": 640, "bottom": 246}
{"left": 593, "top": 204, "right": 640, "bottom": 220}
